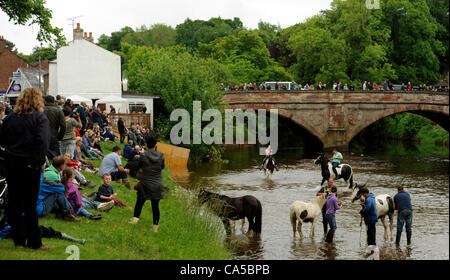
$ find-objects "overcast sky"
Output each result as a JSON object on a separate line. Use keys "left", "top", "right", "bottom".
{"left": 0, "top": 0, "right": 333, "bottom": 54}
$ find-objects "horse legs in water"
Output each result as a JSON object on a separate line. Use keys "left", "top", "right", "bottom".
{"left": 245, "top": 215, "right": 255, "bottom": 238}
{"left": 297, "top": 219, "right": 304, "bottom": 240}
{"left": 230, "top": 220, "right": 236, "bottom": 235}
{"left": 222, "top": 218, "right": 231, "bottom": 235}
{"left": 389, "top": 212, "right": 394, "bottom": 241}
{"left": 310, "top": 218, "right": 316, "bottom": 238}
{"left": 380, "top": 216, "right": 388, "bottom": 241}
{"left": 241, "top": 218, "right": 245, "bottom": 233}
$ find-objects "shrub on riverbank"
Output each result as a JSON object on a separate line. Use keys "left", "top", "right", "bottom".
{"left": 0, "top": 142, "right": 230, "bottom": 260}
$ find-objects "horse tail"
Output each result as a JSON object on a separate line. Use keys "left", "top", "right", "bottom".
{"left": 254, "top": 200, "right": 262, "bottom": 236}
{"left": 290, "top": 208, "right": 297, "bottom": 228}
{"left": 387, "top": 196, "right": 394, "bottom": 215}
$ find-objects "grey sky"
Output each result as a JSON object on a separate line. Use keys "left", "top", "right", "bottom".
{"left": 0, "top": 0, "right": 333, "bottom": 54}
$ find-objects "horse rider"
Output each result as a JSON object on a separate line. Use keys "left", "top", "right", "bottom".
{"left": 260, "top": 144, "right": 278, "bottom": 171}
{"left": 316, "top": 178, "right": 336, "bottom": 235}
{"left": 331, "top": 148, "right": 343, "bottom": 176}
{"left": 394, "top": 186, "right": 413, "bottom": 246}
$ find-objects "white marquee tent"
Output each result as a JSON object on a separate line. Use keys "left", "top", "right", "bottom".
{"left": 95, "top": 95, "right": 129, "bottom": 113}
{"left": 66, "top": 95, "right": 93, "bottom": 106}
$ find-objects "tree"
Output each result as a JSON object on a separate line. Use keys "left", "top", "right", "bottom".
{"left": 98, "top": 26, "right": 134, "bottom": 52}
{"left": 288, "top": 20, "right": 349, "bottom": 85}
{"left": 126, "top": 46, "right": 234, "bottom": 161}
{"left": 382, "top": 0, "right": 444, "bottom": 84}
{"left": 199, "top": 30, "right": 292, "bottom": 84}
{"left": 257, "top": 21, "right": 282, "bottom": 50}
{"left": 18, "top": 45, "right": 56, "bottom": 62}
{"left": 175, "top": 17, "right": 243, "bottom": 51}
{"left": 0, "top": 0, "right": 65, "bottom": 45}
{"left": 121, "top": 24, "right": 176, "bottom": 48}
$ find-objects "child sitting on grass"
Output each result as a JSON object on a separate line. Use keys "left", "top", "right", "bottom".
{"left": 96, "top": 174, "right": 129, "bottom": 208}
{"left": 62, "top": 168, "right": 102, "bottom": 220}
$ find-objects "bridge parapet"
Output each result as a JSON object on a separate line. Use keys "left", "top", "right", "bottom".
{"left": 222, "top": 91, "right": 449, "bottom": 151}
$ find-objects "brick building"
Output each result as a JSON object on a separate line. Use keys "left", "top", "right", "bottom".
{"left": 0, "top": 36, "right": 48, "bottom": 93}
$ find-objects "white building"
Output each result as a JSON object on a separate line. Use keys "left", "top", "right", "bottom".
{"left": 49, "top": 23, "right": 157, "bottom": 128}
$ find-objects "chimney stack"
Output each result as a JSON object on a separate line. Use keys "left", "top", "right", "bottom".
{"left": 88, "top": 32, "right": 94, "bottom": 43}
{"left": 0, "top": 36, "right": 5, "bottom": 49}
{"left": 73, "top": 23, "right": 83, "bottom": 41}
{"left": 84, "top": 32, "right": 87, "bottom": 39}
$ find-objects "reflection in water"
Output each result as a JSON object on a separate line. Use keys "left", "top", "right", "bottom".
{"left": 176, "top": 141, "right": 448, "bottom": 260}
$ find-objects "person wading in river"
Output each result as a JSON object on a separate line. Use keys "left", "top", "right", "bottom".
{"left": 317, "top": 178, "right": 337, "bottom": 236}
{"left": 394, "top": 186, "right": 413, "bottom": 246}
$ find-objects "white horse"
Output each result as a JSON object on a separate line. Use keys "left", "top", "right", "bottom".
{"left": 351, "top": 184, "right": 395, "bottom": 241}
{"left": 290, "top": 193, "right": 327, "bottom": 239}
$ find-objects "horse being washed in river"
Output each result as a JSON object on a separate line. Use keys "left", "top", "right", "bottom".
{"left": 351, "top": 184, "right": 395, "bottom": 241}
{"left": 314, "top": 154, "right": 354, "bottom": 189}
{"left": 198, "top": 189, "right": 262, "bottom": 238}
{"left": 289, "top": 193, "right": 327, "bottom": 240}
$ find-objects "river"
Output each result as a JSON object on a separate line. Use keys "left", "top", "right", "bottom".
{"left": 175, "top": 141, "right": 449, "bottom": 260}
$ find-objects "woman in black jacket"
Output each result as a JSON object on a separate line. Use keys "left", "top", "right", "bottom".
{"left": 0, "top": 88, "right": 50, "bottom": 250}
{"left": 128, "top": 136, "right": 165, "bottom": 232}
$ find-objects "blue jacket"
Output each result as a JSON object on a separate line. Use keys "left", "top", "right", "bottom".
{"left": 36, "top": 174, "right": 65, "bottom": 217}
{"left": 123, "top": 144, "right": 135, "bottom": 160}
{"left": 360, "top": 193, "right": 378, "bottom": 224}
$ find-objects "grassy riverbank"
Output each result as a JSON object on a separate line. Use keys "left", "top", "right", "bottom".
{"left": 0, "top": 142, "right": 230, "bottom": 260}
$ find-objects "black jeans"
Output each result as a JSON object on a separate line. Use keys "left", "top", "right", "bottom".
{"left": 119, "top": 133, "right": 126, "bottom": 144}
{"left": 367, "top": 223, "right": 376, "bottom": 246}
{"left": 5, "top": 158, "right": 42, "bottom": 249}
{"left": 133, "top": 198, "right": 160, "bottom": 225}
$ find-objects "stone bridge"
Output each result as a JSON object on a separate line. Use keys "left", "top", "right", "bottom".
{"left": 222, "top": 91, "right": 449, "bottom": 151}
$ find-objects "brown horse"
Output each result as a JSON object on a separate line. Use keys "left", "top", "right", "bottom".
{"left": 198, "top": 189, "right": 262, "bottom": 238}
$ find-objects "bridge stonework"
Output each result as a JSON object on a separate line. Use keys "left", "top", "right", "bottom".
{"left": 222, "top": 91, "right": 449, "bottom": 151}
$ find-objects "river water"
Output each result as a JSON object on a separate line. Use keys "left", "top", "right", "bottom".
{"left": 175, "top": 142, "right": 449, "bottom": 260}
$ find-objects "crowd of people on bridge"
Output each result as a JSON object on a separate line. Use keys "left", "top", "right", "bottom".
{"left": 0, "top": 88, "right": 163, "bottom": 250}
{"left": 222, "top": 80, "right": 449, "bottom": 93}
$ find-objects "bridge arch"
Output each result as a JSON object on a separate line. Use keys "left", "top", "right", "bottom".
{"left": 346, "top": 105, "right": 449, "bottom": 145}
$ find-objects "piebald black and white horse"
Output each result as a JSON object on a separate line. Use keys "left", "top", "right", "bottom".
{"left": 351, "top": 184, "right": 395, "bottom": 241}
{"left": 289, "top": 193, "right": 327, "bottom": 240}
{"left": 262, "top": 157, "right": 276, "bottom": 176}
{"left": 198, "top": 189, "right": 262, "bottom": 238}
{"left": 314, "top": 154, "right": 354, "bottom": 189}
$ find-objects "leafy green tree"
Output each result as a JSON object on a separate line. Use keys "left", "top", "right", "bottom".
{"left": 98, "top": 26, "right": 134, "bottom": 52}
{"left": 199, "top": 30, "right": 292, "bottom": 84}
{"left": 126, "top": 46, "right": 234, "bottom": 161}
{"left": 288, "top": 20, "right": 349, "bottom": 84}
{"left": 426, "top": 0, "right": 449, "bottom": 75}
{"left": 382, "top": 0, "right": 445, "bottom": 84}
{"left": 175, "top": 17, "right": 243, "bottom": 51}
{"left": 0, "top": 0, "right": 65, "bottom": 45}
{"left": 18, "top": 46, "right": 56, "bottom": 62}
{"left": 257, "top": 21, "right": 282, "bottom": 50}
{"left": 121, "top": 24, "right": 176, "bottom": 48}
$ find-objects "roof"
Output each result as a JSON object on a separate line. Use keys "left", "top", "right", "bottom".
{"left": 18, "top": 68, "right": 48, "bottom": 88}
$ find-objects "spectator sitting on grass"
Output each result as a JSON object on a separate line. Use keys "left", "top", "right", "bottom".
{"left": 61, "top": 168, "right": 101, "bottom": 220}
{"left": 39, "top": 156, "right": 80, "bottom": 222}
{"left": 99, "top": 146, "right": 132, "bottom": 190}
{"left": 102, "top": 127, "right": 116, "bottom": 142}
{"left": 123, "top": 140, "right": 136, "bottom": 161}
{"left": 96, "top": 174, "right": 129, "bottom": 208}
{"left": 82, "top": 130, "right": 104, "bottom": 158}
{"left": 63, "top": 152, "right": 96, "bottom": 188}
